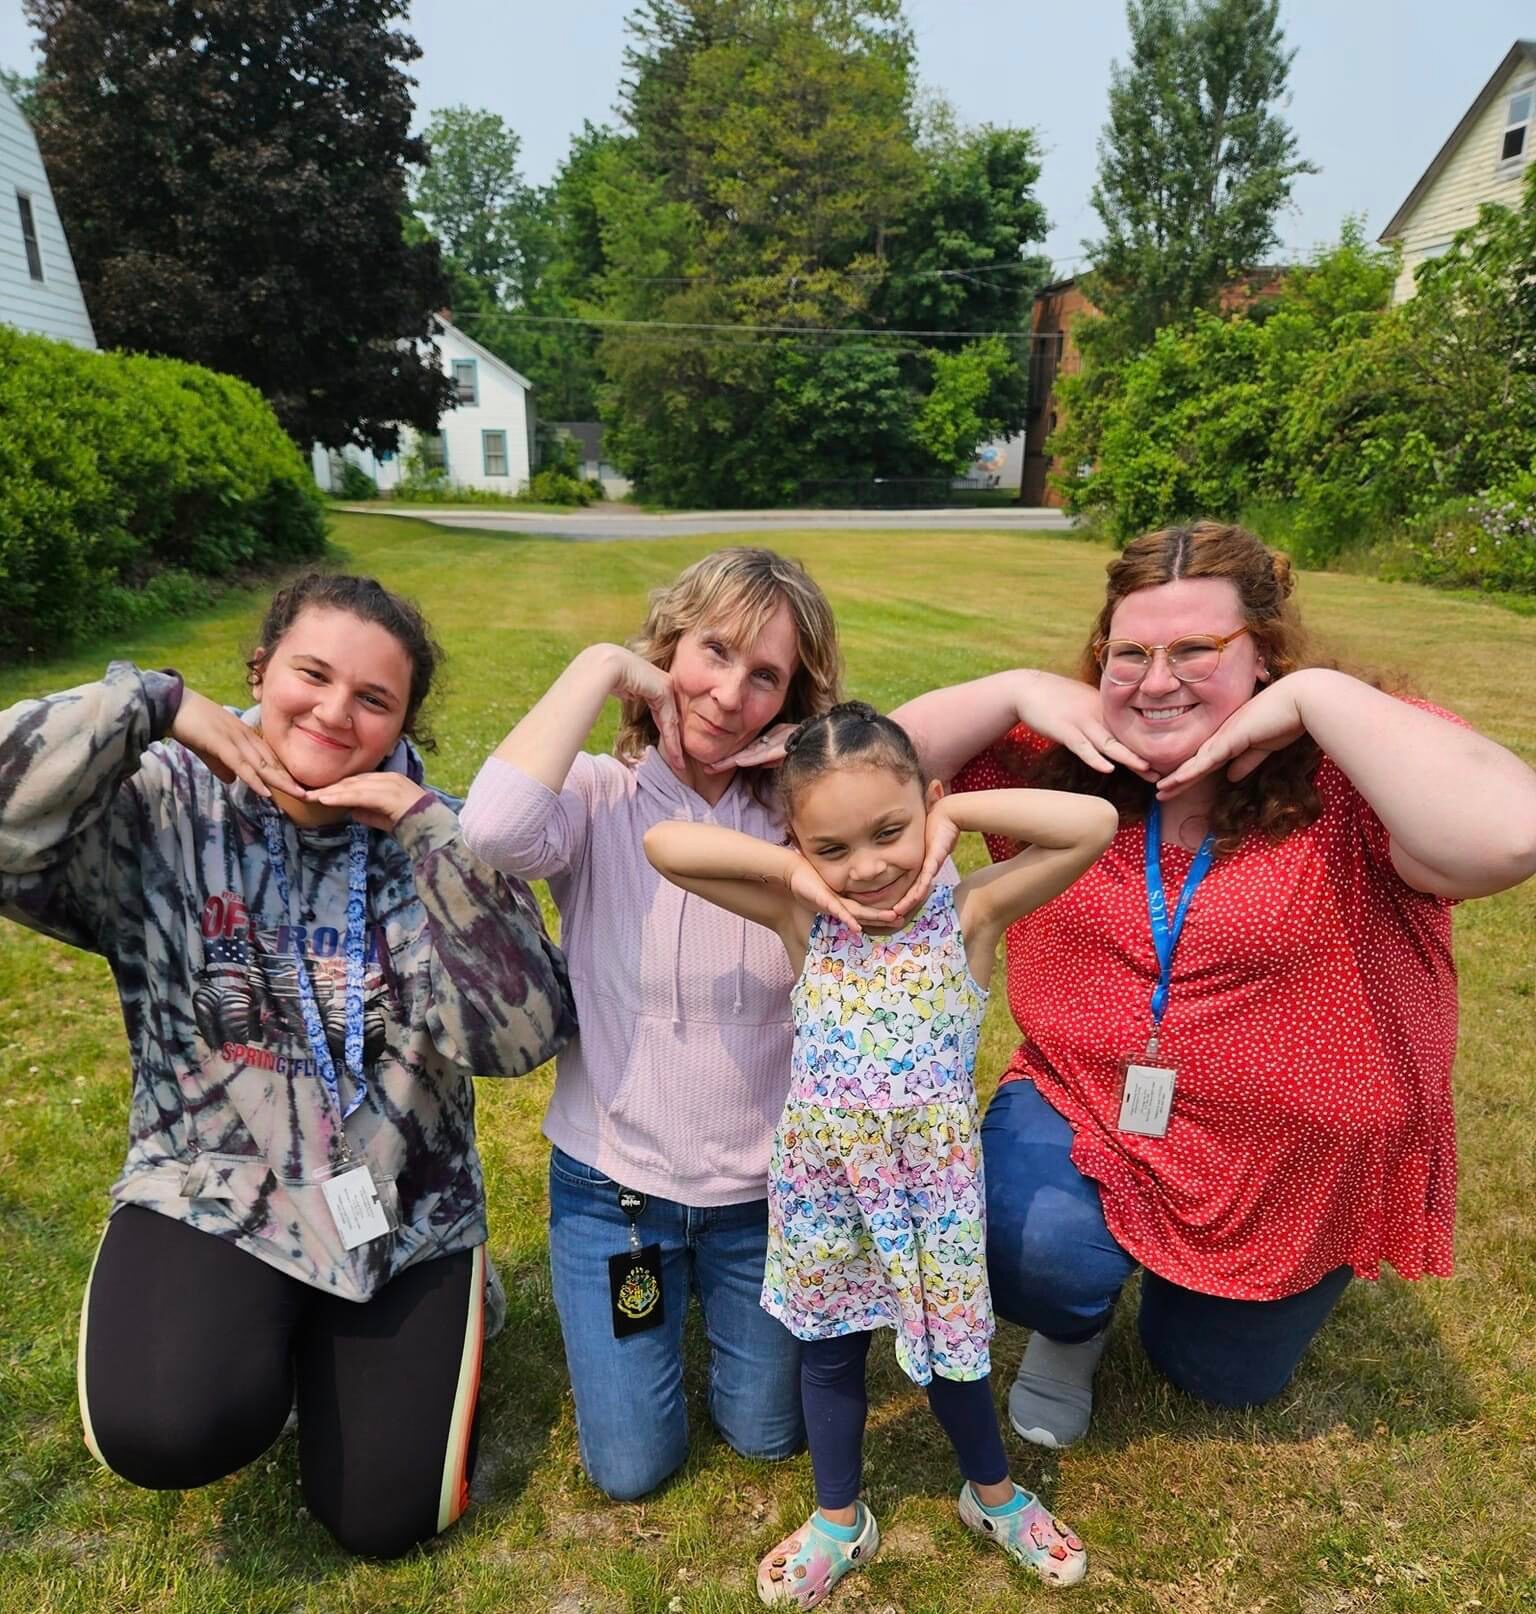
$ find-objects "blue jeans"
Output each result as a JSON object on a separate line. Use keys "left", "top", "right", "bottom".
{"left": 981, "top": 1078, "right": 1353, "bottom": 1408}
{"left": 547, "top": 1146, "right": 804, "bottom": 1500}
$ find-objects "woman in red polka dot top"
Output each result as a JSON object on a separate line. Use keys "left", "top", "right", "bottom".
{"left": 890, "top": 521, "right": 1536, "bottom": 1446}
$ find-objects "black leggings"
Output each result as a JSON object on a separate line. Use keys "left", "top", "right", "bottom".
{"left": 79, "top": 1206, "right": 484, "bottom": 1558}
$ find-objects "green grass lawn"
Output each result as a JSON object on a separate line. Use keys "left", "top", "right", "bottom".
{"left": 2, "top": 514, "right": 1534, "bottom": 1614}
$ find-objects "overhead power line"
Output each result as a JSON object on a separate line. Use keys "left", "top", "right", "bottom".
{"left": 475, "top": 311, "right": 1042, "bottom": 340}
{"left": 585, "top": 261, "right": 1049, "bottom": 287}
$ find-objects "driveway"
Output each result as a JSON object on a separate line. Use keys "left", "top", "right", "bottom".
{"left": 339, "top": 504, "right": 1077, "bottom": 541}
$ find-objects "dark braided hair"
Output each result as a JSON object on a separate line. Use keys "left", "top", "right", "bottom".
{"left": 246, "top": 573, "right": 444, "bottom": 749}
{"left": 778, "top": 701, "right": 924, "bottom": 819}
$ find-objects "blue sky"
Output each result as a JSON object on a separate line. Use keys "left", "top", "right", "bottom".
{"left": 4, "top": 0, "right": 1532, "bottom": 274}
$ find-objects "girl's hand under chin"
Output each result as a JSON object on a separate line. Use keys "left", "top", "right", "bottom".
{"left": 308, "top": 772, "right": 431, "bottom": 832}
{"left": 169, "top": 690, "right": 310, "bottom": 800}
{"left": 785, "top": 858, "right": 902, "bottom": 938}
{"left": 889, "top": 803, "right": 960, "bottom": 921}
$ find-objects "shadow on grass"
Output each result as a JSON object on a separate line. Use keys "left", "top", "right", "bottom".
{"left": 788, "top": 1268, "right": 1478, "bottom": 1526}
{"left": 1084, "top": 1270, "right": 1478, "bottom": 1449}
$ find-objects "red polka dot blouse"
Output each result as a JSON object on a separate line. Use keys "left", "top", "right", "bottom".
{"left": 954, "top": 722, "right": 1459, "bottom": 1302}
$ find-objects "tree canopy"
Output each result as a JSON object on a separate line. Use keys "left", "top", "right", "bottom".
{"left": 576, "top": 0, "right": 1051, "bottom": 505}
{"left": 1086, "top": 0, "right": 1315, "bottom": 352}
{"left": 25, "top": 0, "right": 453, "bottom": 450}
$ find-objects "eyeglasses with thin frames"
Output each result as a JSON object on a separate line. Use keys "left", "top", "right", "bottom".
{"left": 1093, "top": 625, "right": 1252, "bottom": 687}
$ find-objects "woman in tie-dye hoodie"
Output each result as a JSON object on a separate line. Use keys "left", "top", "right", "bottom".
{"left": 0, "top": 573, "right": 574, "bottom": 1558}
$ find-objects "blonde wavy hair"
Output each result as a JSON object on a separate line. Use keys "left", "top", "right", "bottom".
{"left": 1018, "top": 521, "right": 1382, "bottom": 852}
{"left": 615, "top": 548, "right": 843, "bottom": 777}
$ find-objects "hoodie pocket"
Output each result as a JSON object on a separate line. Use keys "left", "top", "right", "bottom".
{"left": 178, "top": 1151, "right": 399, "bottom": 1224}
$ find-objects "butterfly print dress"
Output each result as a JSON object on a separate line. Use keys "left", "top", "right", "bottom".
{"left": 761, "top": 882, "right": 993, "bottom": 1385}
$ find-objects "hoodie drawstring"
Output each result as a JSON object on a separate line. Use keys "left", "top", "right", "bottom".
{"left": 729, "top": 787, "right": 746, "bottom": 1016}
{"left": 671, "top": 796, "right": 694, "bottom": 1030}
{"left": 667, "top": 780, "right": 748, "bottom": 1025}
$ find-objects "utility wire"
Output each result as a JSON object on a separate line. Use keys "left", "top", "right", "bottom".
{"left": 470, "top": 311, "right": 1044, "bottom": 340}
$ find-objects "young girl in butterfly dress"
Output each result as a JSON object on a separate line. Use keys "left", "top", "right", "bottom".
{"left": 645, "top": 703, "right": 1117, "bottom": 1606}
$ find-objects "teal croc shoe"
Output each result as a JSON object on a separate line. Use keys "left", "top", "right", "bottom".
{"left": 757, "top": 1503, "right": 880, "bottom": 1607}
{"left": 957, "top": 1483, "right": 1087, "bottom": 1588}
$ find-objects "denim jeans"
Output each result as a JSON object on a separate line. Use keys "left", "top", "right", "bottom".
{"left": 981, "top": 1077, "right": 1352, "bottom": 1408}
{"left": 547, "top": 1146, "right": 804, "bottom": 1500}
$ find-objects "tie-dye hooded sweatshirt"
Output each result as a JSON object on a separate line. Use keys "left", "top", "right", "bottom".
{"left": 0, "top": 662, "right": 575, "bottom": 1332}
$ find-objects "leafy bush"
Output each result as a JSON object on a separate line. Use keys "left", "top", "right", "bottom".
{"left": 1055, "top": 197, "right": 1536, "bottom": 584}
{"left": 1058, "top": 229, "right": 1399, "bottom": 548}
{"left": 336, "top": 460, "right": 379, "bottom": 500}
{"left": 0, "top": 327, "right": 326, "bottom": 659}
{"left": 527, "top": 468, "right": 595, "bottom": 505}
{"left": 1399, "top": 475, "right": 1536, "bottom": 594}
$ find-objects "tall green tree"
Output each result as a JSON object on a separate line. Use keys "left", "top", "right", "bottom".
{"left": 496, "top": 122, "right": 621, "bottom": 421}
{"left": 1086, "top": 0, "right": 1315, "bottom": 352}
{"left": 594, "top": 0, "right": 1049, "bottom": 505}
{"left": 408, "top": 114, "right": 617, "bottom": 421}
{"left": 411, "top": 106, "right": 535, "bottom": 305}
{"left": 0, "top": 64, "right": 41, "bottom": 119}
{"left": 25, "top": 0, "right": 452, "bottom": 450}
{"left": 1051, "top": 0, "right": 1314, "bottom": 503}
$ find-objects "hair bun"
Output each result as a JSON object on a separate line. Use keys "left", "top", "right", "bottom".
{"left": 1270, "top": 550, "right": 1295, "bottom": 598}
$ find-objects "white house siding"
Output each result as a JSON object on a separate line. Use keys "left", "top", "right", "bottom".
{"left": 1387, "top": 54, "right": 1535, "bottom": 303}
{"left": 0, "top": 84, "right": 96, "bottom": 346}
{"left": 312, "top": 321, "right": 533, "bottom": 495}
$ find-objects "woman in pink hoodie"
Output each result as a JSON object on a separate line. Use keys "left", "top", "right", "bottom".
{"left": 460, "top": 547, "right": 843, "bottom": 1499}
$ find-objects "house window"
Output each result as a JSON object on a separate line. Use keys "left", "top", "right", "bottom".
{"left": 1501, "top": 82, "right": 1534, "bottom": 164}
{"left": 451, "top": 359, "right": 478, "bottom": 405}
{"left": 482, "top": 430, "right": 509, "bottom": 477}
{"left": 16, "top": 192, "right": 43, "bottom": 281}
{"left": 419, "top": 433, "right": 448, "bottom": 473}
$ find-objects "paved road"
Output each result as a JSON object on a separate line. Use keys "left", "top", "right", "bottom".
{"left": 340, "top": 504, "right": 1076, "bottom": 541}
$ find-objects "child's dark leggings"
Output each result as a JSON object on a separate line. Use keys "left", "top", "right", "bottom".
{"left": 800, "top": 1331, "right": 1008, "bottom": 1510}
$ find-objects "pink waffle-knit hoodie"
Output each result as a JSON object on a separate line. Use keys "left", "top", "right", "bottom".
{"left": 460, "top": 748, "right": 796, "bottom": 1205}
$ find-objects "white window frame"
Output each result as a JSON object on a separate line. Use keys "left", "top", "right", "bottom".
{"left": 482, "top": 429, "right": 509, "bottom": 477}
{"left": 451, "top": 358, "right": 479, "bottom": 406}
{"left": 15, "top": 190, "right": 43, "bottom": 282}
{"left": 1497, "top": 77, "right": 1535, "bottom": 172}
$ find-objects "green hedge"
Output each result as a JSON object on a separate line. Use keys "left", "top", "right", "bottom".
{"left": 0, "top": 327, "right": 326, "bottom": 659}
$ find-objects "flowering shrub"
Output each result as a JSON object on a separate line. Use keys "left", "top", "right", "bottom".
{"left": 1406, "top": 473, "right": 1536, "bottom": 594}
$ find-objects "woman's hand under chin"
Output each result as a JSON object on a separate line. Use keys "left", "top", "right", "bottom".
{"left": 705, "top": 721, "right": 799, "bottom": 774}
{"left": 307, "top": 772, "right": 431, "bottom": 832}
{"left": 1154, "top": 679, "right": 1308, "bottom": 800}
{"left": 1016, "top": 671, "right": 1159, "bottom": 781}
{"left": 604, "top": 648, "right": 686, "bottom": 773}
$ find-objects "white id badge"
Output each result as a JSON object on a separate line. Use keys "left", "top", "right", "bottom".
{"left": 320, "top": 1164, "right": 394, "bottom": 1250}
{"left": 1117, "top": 1060, "right": 1176, "bottom": 1138}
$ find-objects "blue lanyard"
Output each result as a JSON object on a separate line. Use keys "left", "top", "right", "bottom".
{"left": 260, "top": 808, "right": 371, "bottom": 1122}
{"left": 1144, "top": 801, "right": 1215, "bottom": 1030}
